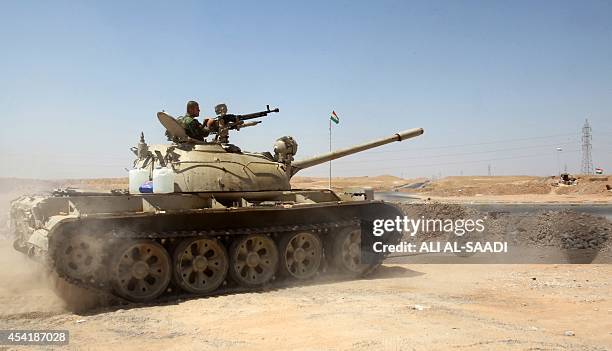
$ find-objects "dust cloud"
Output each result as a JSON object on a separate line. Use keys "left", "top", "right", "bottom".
{"left": 0, "top": 240, "right": 68, "bottom": 320}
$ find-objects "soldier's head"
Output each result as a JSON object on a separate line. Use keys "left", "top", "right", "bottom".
{"left": 186, "top": 101, "right": 200, "bottom": 117}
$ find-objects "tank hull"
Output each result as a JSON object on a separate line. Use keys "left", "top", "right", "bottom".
{"left": 11, "top": 190, "right": 403, "bottom": 303}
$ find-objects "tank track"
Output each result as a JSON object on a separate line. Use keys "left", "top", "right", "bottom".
{"left": 49, "top": 218, "right": 393, "bottom": 306}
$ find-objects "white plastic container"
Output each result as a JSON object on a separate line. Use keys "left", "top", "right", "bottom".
{"left": 153, "top": 167, "right": 175, "bottom": 194}
{"left": 128, "top": 168, "right": 149, "bottom": 194}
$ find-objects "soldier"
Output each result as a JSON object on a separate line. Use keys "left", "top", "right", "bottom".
{"left": 176, "top": 101, "right": 216, "bottom": 141}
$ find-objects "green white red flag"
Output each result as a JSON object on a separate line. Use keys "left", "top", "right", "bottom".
{"left": 330, "top": 111, "right": 339, "bottom": 124}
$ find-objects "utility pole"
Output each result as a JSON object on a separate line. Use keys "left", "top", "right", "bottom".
{"left": 487, "top": 164, "right": 491, "bottom": 176}
{"left": 581, "top": 119, "right": 594, "bottom": 175}
{"left": 556, "top": 147, "right": 563, "bottom": 175}
{"left": 328, "top": 118, "right": 332, "bottom": 189}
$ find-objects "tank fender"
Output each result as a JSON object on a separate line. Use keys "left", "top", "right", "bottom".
{"left": 341, "top": 187, "right": 374, "bottom": 201}
{"left": 27, "top": 229, "right": 49, "bottom": 252}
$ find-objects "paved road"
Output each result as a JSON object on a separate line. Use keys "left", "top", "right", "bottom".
{"left": 376, "top": 192, "right": 612, "bottom": 220}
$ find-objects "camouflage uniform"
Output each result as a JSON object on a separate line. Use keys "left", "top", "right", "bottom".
{"left": 177, "top": 114, "right": 208, "bottom": 141}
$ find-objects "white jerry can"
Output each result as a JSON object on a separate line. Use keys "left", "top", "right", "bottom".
{"left": 153, "top": 167, "right": 175, "bottom": 194}
{"left": 128, "top": 168, "right": 149, "bottom": 194}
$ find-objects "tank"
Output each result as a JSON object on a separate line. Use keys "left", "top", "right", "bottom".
{"left": 10, "top": 104, "right": 424, "bottom": 303}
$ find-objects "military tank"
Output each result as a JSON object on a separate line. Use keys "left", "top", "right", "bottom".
{"left": 10, "top": 104, "right": 424, "bottom": 303}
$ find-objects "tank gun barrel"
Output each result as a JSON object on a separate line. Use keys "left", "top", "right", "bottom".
{"left": 291, "top": 128, "right": 424, "bottom": 174}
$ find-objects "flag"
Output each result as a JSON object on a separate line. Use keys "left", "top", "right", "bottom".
{"left": 330, "top": 111, "right": 339, "bottom": 124}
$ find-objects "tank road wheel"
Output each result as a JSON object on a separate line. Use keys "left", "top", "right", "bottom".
{"left": 229, "top": 235, "right": 279, "bottom": 287}
{"left": 55, "top": 233, "right": 106, "bottom": 283}
{"left": 111, "top": 240, "right": 171, "bottom": 302}
{"left": 172, "top": 237, "right": 229, "bottom": 294}
{"left": 278, "top": 232, "right": 322, "bottom": 280}
{"left": 332, "top": 227, "right": 371, "bottom": 276}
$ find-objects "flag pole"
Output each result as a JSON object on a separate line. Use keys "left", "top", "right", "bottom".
{"left": 328, "top": 117, "right": 332, "bottom": 189}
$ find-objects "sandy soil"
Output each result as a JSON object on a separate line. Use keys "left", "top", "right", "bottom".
{"left": 408, "top": 176, "right": 612, "bottom": 204}
{"left": 292, "top": 175, "right": 420, "bottom": 191}
{"left": 421, "top": 194, "right": 612, "bottom": 204}
{"left": 291, "top": 175, "right": 612, "bottom": 204}
{"left": 0, "top": 238, "right": 610, "bottom": 351}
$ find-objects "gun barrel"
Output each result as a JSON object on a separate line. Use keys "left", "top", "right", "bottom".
{"left": 291, "top": 128, "right": 424, "bottom": 173}
{"left": 229, "top": 120, "right": 261, "bottom": 130}
{"left": 238, "top": 108, "right": 279, "bottom": 121}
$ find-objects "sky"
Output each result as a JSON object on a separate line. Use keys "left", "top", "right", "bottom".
{"left": 0, "top": 0, "right": 610, "bottom": 179}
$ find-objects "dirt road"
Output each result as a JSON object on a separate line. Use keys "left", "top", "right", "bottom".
{"left": 1, "top": 239, "right": 610, "bottom": 350}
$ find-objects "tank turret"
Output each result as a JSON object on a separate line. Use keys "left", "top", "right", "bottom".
{"left": 148, "top": 108, "right": 424, "bottom": 192}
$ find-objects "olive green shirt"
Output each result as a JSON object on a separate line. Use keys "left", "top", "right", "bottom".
{"left": 177, "top": 114, "right": 207, "bottom": 141}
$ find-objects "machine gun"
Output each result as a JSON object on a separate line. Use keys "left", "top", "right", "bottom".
{"left": 215, "top": 104, "right": 279, "bottom": 123}
{"left": 212, "top": 104, "right": 280, "bottom": 143}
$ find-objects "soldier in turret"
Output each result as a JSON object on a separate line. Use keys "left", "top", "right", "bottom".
{"left": 175, "top": 101, "right": 216, "bottom": 141}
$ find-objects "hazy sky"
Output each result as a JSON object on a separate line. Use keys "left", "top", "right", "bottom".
{"left": 1, "top": 0, "right": 610, "bottom": 179}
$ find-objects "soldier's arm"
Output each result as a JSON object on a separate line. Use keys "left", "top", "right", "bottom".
{"left": 202, "top": 118, "right": 218, "bottom": 134}
{"left": 204, "top": 118, "right": 216, "bottom": 128}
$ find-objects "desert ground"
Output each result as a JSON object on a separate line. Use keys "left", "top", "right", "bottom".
{"left": 293, "top": 175, "right": 612, "bottom": 203}
{"left": 0, "top": 176, "right": 610, "bottom": 350}
{"left": 0, "top": 242, "right": 610, "bottom": 351}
